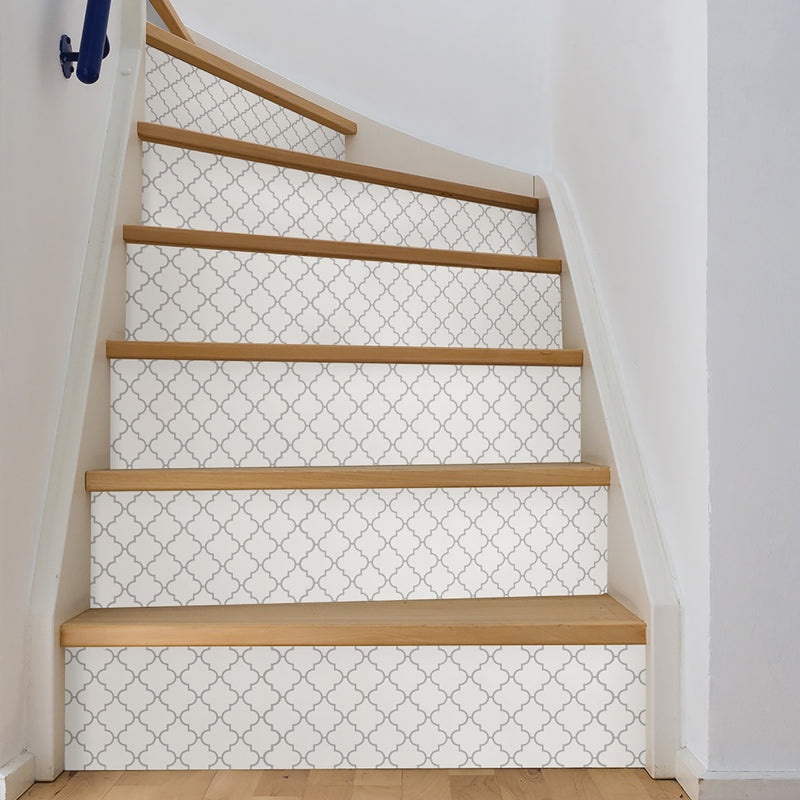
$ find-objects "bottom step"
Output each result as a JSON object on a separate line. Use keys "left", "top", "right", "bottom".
{"left": 64, "top": 597, "right": 646, "bottom": 769}
{"left": 65, "top": 643, "right": 645, "bottom": 769}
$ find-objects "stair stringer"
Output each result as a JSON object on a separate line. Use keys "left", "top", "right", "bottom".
{"left": 535, "top": 174, "right": 681, "bottom": 777}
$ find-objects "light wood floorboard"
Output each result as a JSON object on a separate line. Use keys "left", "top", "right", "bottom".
{"left": 21, "top": 770, "right": 686, "bottom": 799}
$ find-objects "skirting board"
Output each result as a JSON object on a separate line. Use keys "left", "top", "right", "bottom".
{"left": 0, "top": 753, "right": 35, "bottom": 800}
{"left": 676, "top": 748, "right": 800, "bottom": 800}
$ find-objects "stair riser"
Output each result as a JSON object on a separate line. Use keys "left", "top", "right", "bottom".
{"left": 90, "top": 487, "right": 607, "bottom": 608}
{"left": 110, "top": 360, "right": 581, "bottom": 469}
{"left": 146, "top": 48, "right": 345, "bottom": 159}
{"left": 141, "top": 144, "right": 537, "bottom": 256}
{"left": 126, "top": 245, "right": 562, "bottom": 349}
{"left": 65, "top": 644, "right": 645, "bottom": 769}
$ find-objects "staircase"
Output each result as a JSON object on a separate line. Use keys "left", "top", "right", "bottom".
{"left": 61, "top": 19, "right": 646, "bottom": 770}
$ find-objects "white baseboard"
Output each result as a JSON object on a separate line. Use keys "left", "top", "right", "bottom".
{"left": 0, "top": 753, "right": 35, "bottom": 800}
{"left": 676, "top": 748, "right": 800, "bottom": 800}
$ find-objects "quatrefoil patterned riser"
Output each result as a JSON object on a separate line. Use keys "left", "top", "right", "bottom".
{"left": 126, "top": 245, "right": 562, "bottom": 348}
{"left": 141, "top": 144, "right": 537, "bottom": 256}
{"left": 109, "top": 360, "right": 581, "bottom": 469}
{"left": 145, "top": 48, "right": 346, "bottom": 159}
{"left": 65, "top": 645, "right": 645, "bottom": 769}
{"left": 89, "top": 487, "right": 607, "bottom": 608}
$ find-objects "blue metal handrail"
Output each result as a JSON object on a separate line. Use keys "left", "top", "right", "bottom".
{"left": 60, "top": 0, "right": 112, "bottom": 84}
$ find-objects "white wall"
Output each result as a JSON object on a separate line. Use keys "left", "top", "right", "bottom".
{"left": 168, "top": 0, "right": 553, "bottom": 174}
{"left": 707, "top": 0, "right": 800, "bottom": 772}
{"left": 547, "top": 0, "right": 710, "bottom": 767}
{"left": 0, "top": 0, "right": 121, "bottom": 769}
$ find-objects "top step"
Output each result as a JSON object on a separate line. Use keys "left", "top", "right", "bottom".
{"left": 146, "top": 24, "right": 358, "bottom": 136}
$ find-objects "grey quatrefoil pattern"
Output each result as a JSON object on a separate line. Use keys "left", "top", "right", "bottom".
{"left": 141, "top": 144, "right": 537, "bottom": 256}
{"left": 65, "top": 645, "right": 645, "bottom": 769}
{"left": 145, "top": 48, "right": 345, "bottom": 159}
{"left": 70, "top": 32, "right": 647, "bottom": 773}
{"left": 125, "top": 245, "right": 562, "bottom": 349}
{"left": 109, "top": 360, "right": 580, "bottom": 469}
{"left": 90, "top": 487, "right": 607, "bottom": 608}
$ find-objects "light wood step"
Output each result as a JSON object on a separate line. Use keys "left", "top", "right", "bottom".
{"left": 61, "top": 594, "right": 645, "bottom": 647}
{"left": 123, "top": 226, "right": 561, "bottom": 274}
{"left": 106, "top": 340, "right": 582, "bottom": 366}
{"left": 146, "top": 23, "right": 357, "bottom": 135}
{"left": 138, "top": 122, "right": 538, "bottom": 213}
{"left": 86, "top": 462, "right": 611, "bottom": 491}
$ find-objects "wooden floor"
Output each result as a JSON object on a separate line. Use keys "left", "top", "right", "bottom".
{"left": 21, "top": 769, "right": 686, "bottom": 799}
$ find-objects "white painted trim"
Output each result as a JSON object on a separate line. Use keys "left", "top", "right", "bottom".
{"left": 538, "top": 174, "right": 681, "bottom": 777}
{"left": 25, "top": 0, "right": 144, "bottom": 781}
{"left": 0, "top": 753, "right": 35, "bottom": 800}
{"left": 675, "top": 746, "right": 705, "bottom": 798}
{"left": 676, "top": 748, "right": 800, "bottom": 800}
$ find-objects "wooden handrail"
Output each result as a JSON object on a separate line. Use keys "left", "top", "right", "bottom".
{"left": 138, "top": 123, "right": 538, "bottom": 213}
{"left": 149, "top": 0, "right": 194, "bottom": 43}
{"left": 123, "top": 225, "right": 561, "bottom": 274}
{"left": 146, "top": 23, "right": 358, "bottom": 135}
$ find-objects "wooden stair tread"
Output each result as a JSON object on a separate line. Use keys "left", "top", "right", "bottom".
{"left": 106, "top": 340, "right": 582, "bottom": 366}
{"left": 138, "top": 122, "right": 538, "bottom": 213}
{"left": 86, "top": 463, "right": 611, "bottom": 491}
{"left": 61, "top": 594, "right": 645, "bottom": 647}
{"left": 123, "top": 226, "right": 561, "bottom": 274}
{"left": 146, "top": 23, "right": 357, "bottom": 135}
